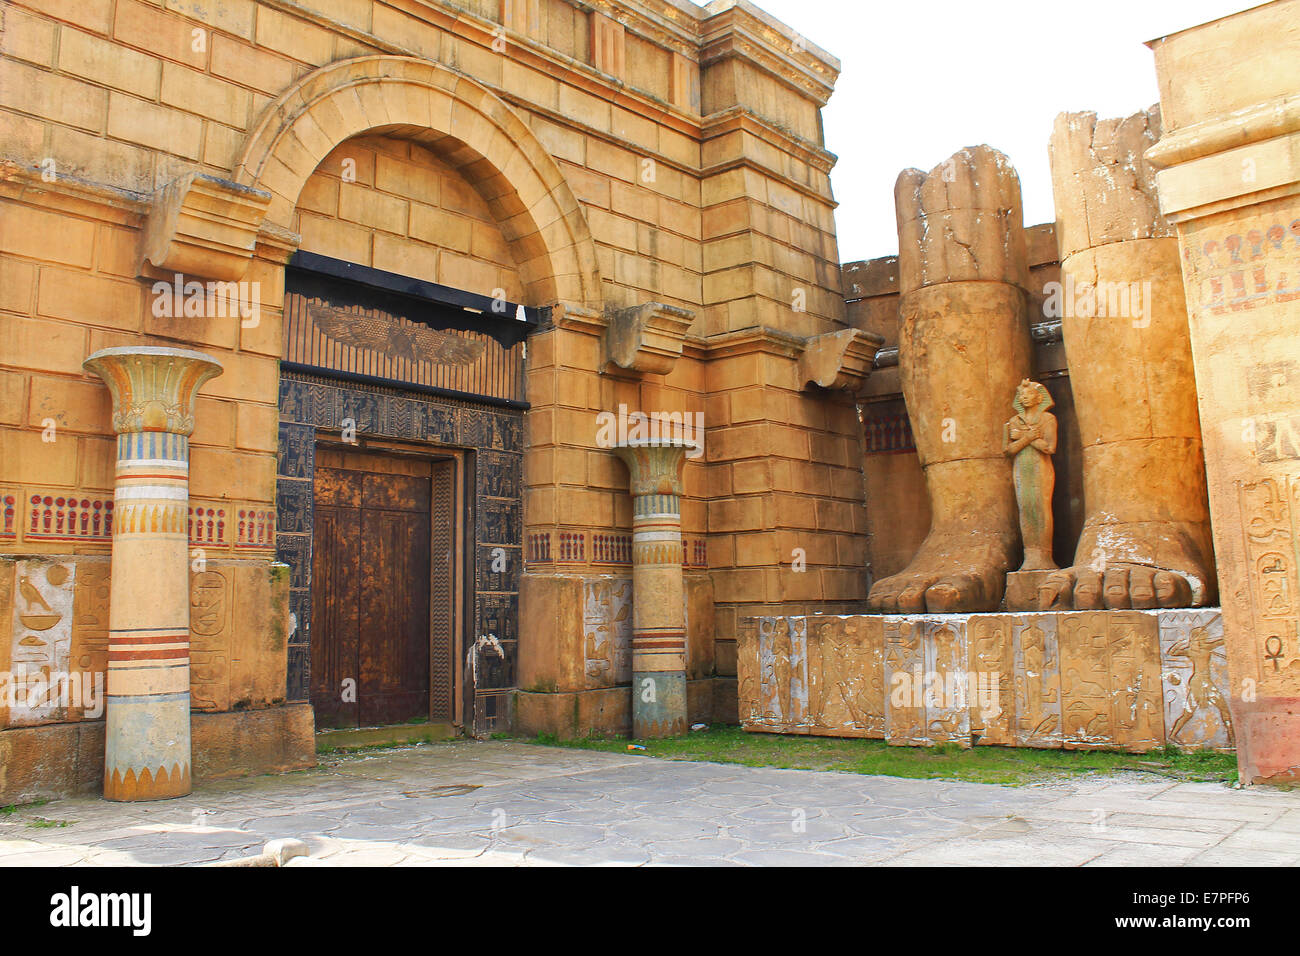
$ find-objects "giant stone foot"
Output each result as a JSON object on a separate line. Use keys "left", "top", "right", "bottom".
{"left": 1036, "top": 520, "right": 1213, "bottom": 610}
{"left": 868, "top": 530, "right": 1018, "bottom": 614}
{"left": 868, "top": 146, "right": 1034, "bottom": 615}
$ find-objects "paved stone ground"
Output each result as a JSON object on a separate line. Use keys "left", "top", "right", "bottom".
{"left": 2, "top": 741, "right": 1298, "bottom": 866}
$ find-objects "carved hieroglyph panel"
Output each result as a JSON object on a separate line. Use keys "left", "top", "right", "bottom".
{"left": 583, "top": 578, "right": 632, "bottom": 689}
{"left": 739, "top": 610, "right": 1231, "bottom": 752}
{"left": 69, "top": 556, "right": 110, "bottom": 720}
{"left": 191, "top": 568, "right": 233, "bottom": 712}
{"left": 925, "top": 618, "right": 970, "bottom": 745}
{"left": 1106, "top": 612, "right": 1164, "bottom": 753}
{"left": 1059, "top": 612, "right": 1113, "bottom": 748}
{"left": 807, "top": 616, "right": 885, "bottom": 738}
{"left": 884, "top": 617, "right": 927, "bottom": 746}
{"left": 1159, "top": 609, "right": 1234, "bottom": 751}
{"left": 1057, "top": 612, "right": 1163, "bottom": 751}
{"left": 737, "top": 616, "right": 761, "bottom": 727}
{"left": 1238, "top": 476, "right": 1300, "bottom": 693}
{"left": 8, "top": 558, "right": 75, "bottom": 725}
{"left": 1013, "top": 614, "right": 1062, "bottom": 747}
{"left": 968, "top": 614, "right": 1015, "bottom": 746}
{"left": 753, "top": 616, "right": 808, "bottom": 730}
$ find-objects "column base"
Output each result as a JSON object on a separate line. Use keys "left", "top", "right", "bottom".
{"left": 1233, "top": 697, "right": 1300, "bottom": 785}
{"left": 633, "top": 671, "right": 687, "bottom": 738}
{"left": 104, "top": 762, "right": 192, "bottom": 802}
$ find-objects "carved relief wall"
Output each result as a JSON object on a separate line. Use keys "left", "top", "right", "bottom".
{"left": 276, "top": 371, "right": 524, "bottom": 735}
{"left": 0, "top": 554, "right": 288, "bottom": 732}
{"left": 738, "top": 610, "right": 1235, "bottom": 753}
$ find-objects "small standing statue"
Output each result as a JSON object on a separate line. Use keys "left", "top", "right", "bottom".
{"left": 1003, "top": 379, "right": 1058, "bottom": 571}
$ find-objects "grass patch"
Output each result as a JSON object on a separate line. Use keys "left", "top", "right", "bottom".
{"left": 28, "top": 817, "right": 70, "bottom": 829}
{"left": 0, "top": 799, "right": 49, "bottom": 817}
{"left": 316, "top": 736, "right": 459, "bottom": 757}
{"left": 524, "top": 725, "right": 1238, "bottom": 787}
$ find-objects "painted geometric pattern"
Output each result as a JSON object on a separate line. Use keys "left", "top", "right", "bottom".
{"left": 10, "top": 488, "right": 270, "bottom": 549}
{"left": 27, "top": 494, "right": 114, "bottom": 541}
{"left": 529, "top": 532, "right": 707, "bottom": 568}
{"left": 862, "top": 411, "right": 916, "bottom": 455}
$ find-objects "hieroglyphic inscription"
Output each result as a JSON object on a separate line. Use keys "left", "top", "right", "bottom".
{"left": 190, "top": 569, "right": 233, "bottom": 712}
{"left": 1013, "top": 614, "right": 1062, "bottom": 747}
{"left": 583, "top": 578, "right": 633, "bottom": 688}
{"left": 807, "top": 616, "right": 885, "bottom": 738}
{"left": 884, "top": 617, "right": 926, "bottom": 746}
{"left": 9, "top": 558, "right": 75, "bottom": 725}
{"left": 1239, "top": 476, "right": 1300, "bottom": 684}
{"left": 968, "top": 614, "right": 1015, "bottom": 745}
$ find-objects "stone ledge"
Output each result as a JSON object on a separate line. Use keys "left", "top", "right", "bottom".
{"left": 0, "top": 704, "right": 315, "bottom": 805}
{"left": 513, "top": 678, "right": 723, "bottom": 738}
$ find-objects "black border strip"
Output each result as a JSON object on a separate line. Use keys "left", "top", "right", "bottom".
{"left": 288, "top": 250, "right": 545, "bottom": 327}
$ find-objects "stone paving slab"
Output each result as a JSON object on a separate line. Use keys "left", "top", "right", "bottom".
{"left": 0, "top": 741, "right": 1297, "bottom": 866}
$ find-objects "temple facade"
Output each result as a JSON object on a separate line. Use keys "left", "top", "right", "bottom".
{"left": 0, "top": 0, "right": 1296, "bottom": 801}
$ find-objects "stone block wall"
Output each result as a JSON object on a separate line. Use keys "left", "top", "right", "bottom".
{"left": 0, "top": 0, "right": 868, "bottom": 754}
{"left": 738, "top": 610, "right": 1234, "bottom": 752}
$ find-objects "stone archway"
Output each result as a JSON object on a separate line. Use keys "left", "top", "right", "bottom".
{"left": 233, "top": 55, "right": 603, "bottom": 309}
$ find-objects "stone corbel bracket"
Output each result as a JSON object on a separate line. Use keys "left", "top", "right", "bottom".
{"left": 798, "top": 327, "right": 885, "bottom": 390}
{"left": 141, "top": 172, "right": 272, "bottom": 281}
{"left": 606, "top": 301, "right": 696, "bottom": 375}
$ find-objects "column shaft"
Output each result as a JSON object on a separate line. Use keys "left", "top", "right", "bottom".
{"left": 84, "top": 347, "right": 223, "bottom": 800}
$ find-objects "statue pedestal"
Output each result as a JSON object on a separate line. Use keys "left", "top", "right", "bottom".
{"left": 738, "top": 609, "right": 1233, "bottom": 753}
{"left": 1004, "top": 570, "right": 1053, "bottom": 612}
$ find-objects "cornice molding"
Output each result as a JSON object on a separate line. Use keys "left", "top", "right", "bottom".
{"left": 605, "top": 300, "right": 696, "bottom": 374}
{"left": 0, "top": 160, "right": 148, "bottom": 225}
{"left": 1146, "top": 93, "right": 1300, "bottom": 169}
{"left": 701, "top": 106, "right": 836, "bottom": 173}
{"left": 699, "top": 4, "right": 839, "bottom": 106}
{"left": 140, "top": 172, "right": 272, "bottom": 281}
{"left": 797, "top": 327, "right": 883, "bottom": 391}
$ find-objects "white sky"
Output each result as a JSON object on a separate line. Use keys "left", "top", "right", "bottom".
{"left": 750, "top": 0, "right": 1265, "bottom": 263}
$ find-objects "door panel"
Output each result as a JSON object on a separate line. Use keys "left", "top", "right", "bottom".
{"left": 358, "top": 475, "right": 431, "bottom": 726}
{"left": 310, "top": 451, "right": 450, "bottom": 729}
{"left": 310, "top": 499, "right": 361, "bottom": 728}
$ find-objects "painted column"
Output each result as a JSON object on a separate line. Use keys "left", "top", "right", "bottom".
{"left": 614, "top": 439, "right": 690, "bottom": 737}
{"left": 83, "top": 346, "right": 223, "bottom": 800}
{"left": 1146, "top": 0, "right": 1300, "bottom": 783}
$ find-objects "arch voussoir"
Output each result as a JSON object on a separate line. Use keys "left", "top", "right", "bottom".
{"left": 234, "top": 55, "right": 602, "bottom": 310}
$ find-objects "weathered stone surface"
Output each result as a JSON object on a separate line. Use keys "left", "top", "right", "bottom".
{"left": 1006, "top": 570, "right": 1053, "bottom": 612}
{"left": 0, "top": 705, "right": 314, "bottom": 804}
{"left": 1042, "top": 108, "right": 1215, "bottom": 611}
{"left": 868, "top": 147, "right": 1033, "bottom": 614}
{"left": 1049, "top": 107, "right": 1170, "bottom": 260}
{"left": 738, "top": 610, "right": 1229, "bottom": 752}
{"left": 1158, "top": 609, "right": 1233, "bottom": 752}
{"left": 1148, "top": 0, "right": 1300, "bottom": 782}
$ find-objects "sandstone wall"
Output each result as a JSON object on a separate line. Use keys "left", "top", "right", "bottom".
{"left": 0, "top": 0, "right": 865, "bottom": 744}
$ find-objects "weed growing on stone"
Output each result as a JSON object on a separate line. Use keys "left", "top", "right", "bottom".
{"left": 525, "top": 725, "right": 1239, "bottom": 787}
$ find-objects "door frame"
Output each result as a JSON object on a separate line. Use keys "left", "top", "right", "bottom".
{"left": 313, "top": 434, "right": 471, "bottom": 730}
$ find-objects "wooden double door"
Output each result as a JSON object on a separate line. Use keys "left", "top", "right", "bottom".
{"left": 310, "top": 447, "right": 456, "bottom": 728}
